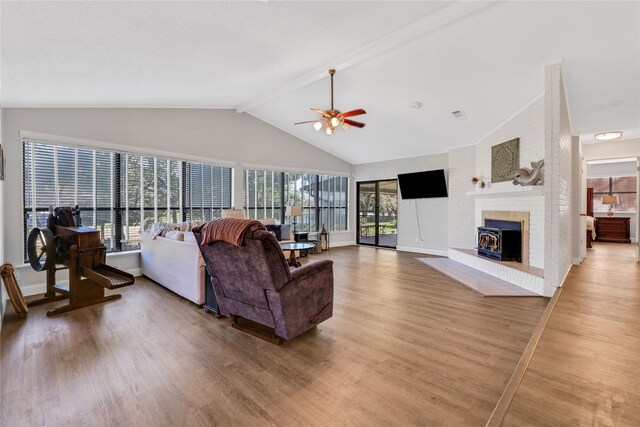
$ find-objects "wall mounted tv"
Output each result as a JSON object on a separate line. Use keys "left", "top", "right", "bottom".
{"left": 397, "top": 169, "right": 448, "bottom": 199}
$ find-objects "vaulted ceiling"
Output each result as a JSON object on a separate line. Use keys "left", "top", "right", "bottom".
{"left": 2, "top": 1, "right": 638, "bottom": 164}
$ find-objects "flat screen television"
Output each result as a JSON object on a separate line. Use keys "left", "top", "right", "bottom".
{"left": 397, "top": 169, "right": 448, "bottom": 199}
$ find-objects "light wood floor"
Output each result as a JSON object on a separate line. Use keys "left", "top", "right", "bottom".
{"left": 1, "top": 246, "right": 548, "bottom": 426}
{"left": 503, "top": 242, "right": 640, "bottom": 426}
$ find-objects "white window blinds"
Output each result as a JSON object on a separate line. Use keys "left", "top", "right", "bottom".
{"left": 23, "top": 140, "right": 232, "bottom": 259}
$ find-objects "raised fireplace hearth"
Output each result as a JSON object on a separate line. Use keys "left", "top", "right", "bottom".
{"left": 449, "top": 208, "right": 543, "bottom": 296}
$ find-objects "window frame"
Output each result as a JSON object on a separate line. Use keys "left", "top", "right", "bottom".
{"left": 243, "top": 168, "right": 349, "bottom": 232}
{"left": 588, "top": 176, "right": 638, "bottom": 213}
{"left": 22, "top": 136, "right": 233, "bottom": 261}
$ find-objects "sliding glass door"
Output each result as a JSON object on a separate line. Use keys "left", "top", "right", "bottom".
{"left": 357, "top": 180, "right": 397, "bottom": 248}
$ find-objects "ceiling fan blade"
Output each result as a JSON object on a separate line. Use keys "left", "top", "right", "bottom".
{"left": 344, "top": 119, "right": 366, "bottom": 128}
{"left": 311, "top": 108, "right": 329, "bottom": 117}
{"left": 340, "top": 109, "right": 366, "bottom": 118}
{"left": 294, "top": 120, "right": 321, "bottom": 125}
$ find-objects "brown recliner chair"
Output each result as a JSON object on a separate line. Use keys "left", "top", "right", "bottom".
{"left": 194, "top": 223, "right": 334, "bottom": 342}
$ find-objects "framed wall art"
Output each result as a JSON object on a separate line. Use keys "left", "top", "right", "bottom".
{"left": 491, "top": 138, "right": 519, "bottom": 183}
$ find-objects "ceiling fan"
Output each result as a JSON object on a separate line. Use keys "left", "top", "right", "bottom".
{"left": 295, "top": 69, "right": 366, "bottom": 135}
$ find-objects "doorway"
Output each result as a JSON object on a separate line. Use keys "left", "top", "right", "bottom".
{"left": 357, "top": 180, "right": 398, "bottom": 248}
{"left": 583, "top": 156, "right": 639, "bottom": 263}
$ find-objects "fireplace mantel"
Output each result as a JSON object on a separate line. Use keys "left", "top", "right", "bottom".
{"left": 465, "top": 186, "right": 544, "bottom": 198}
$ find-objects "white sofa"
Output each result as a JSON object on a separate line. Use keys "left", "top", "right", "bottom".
{"left": 141, "top": 231, "right": 206, "bottom": 304}
{"left": 140, "top": 219, "right": 293, "bottom": 305}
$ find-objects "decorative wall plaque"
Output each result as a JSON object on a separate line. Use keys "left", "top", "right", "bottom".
{"left": 491, "top": 138, "right": 519, "bottom": 183}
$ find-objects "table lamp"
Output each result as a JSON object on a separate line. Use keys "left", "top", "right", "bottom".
{"left": 601, "top": 194, "right": 619, "bottom": 217}
{"left": 286, "top": 205, "right": 303, "bottom": 232}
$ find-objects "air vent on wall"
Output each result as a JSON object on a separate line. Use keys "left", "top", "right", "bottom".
{"left": 451, "top": 110, "right": 466, "bottom": 119}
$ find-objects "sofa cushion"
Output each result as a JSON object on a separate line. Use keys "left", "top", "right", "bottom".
{"left": 183, "top": 231, "right": 197, "bottom": 243}
{"left": 149, "top": 222, "right": 166, "bottom": 239}
{"left": 280, "top": 224, "right": 293, "bottom": 241}
{"left": 265, "top": 224, "right": 282, "bottom": 241}
{"left": 165, "top": 230, "right": 185, "bottom": 241}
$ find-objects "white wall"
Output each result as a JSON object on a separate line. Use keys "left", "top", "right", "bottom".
{"left": 0, "top": 107, "right": 5, "bottom": 323}
{"left": 544, "top": 64, "right": 573, "bottom": 295}
{"left": 475, "top": 97, "right": 545, "bottom": 191}
{"left": 354, "top": 153, "right": 449, "bottom": 256}
{"left": 583, "top": 138, "right": 640, "bottom": 161}
{"left": 571, "top": 135, "right": 584, "bottom": 263}
{"left": 448, "top": 145, "right": 476, "bottom": 249}
{"left": 2, "top": 108, "right": 355, "bottom": 294}
{"left": 587, "top": 161, "right": 637, "bottom": 177}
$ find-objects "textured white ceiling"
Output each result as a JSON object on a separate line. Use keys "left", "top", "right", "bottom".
{"left": 1, "top": 1, "right": 448, "bottom": 107}
{"left": 248, "top": 1, "right": 640, "bottom": 163}
{"left": 2, "top": 1, "right": 639, "bottom": 164}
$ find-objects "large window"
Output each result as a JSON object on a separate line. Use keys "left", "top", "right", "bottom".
{"left": 23, "top": 140, "right": 232, "bottom": 259}
{"left": 588, "top": 176, "right": 637, "bottom": 212}
{"left": 243, "top": 169, "right": 348, "bottom": 232}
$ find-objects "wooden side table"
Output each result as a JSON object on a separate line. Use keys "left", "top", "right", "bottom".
{"left": 595, "top": 217, "right": 631, "bottom": 243}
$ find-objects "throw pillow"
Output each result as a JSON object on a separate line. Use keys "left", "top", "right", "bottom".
{"left": 165, "top": 230, "right": 184, "bottom": 241}
{"left": 149, "top": 222, "right": 166, "bottom": 239}
{"left": 265, "top": 224, "right": 282, "bottom": 241}
{"left": 183, "top": 231, "right": 197, "bottom": 243}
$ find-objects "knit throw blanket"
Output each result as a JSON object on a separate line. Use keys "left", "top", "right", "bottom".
{"left": 199, "top": 218, "right": 265, "bottom": 247}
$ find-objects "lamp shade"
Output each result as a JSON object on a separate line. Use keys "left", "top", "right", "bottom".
{"left": 601, "top": 195, "right": 619, "bottom": 205}
{"left": 222, "top": 209, "right": 246, "bottom": 219}
{"left": 286, "top": 205, "right": 303, "bottom": 217}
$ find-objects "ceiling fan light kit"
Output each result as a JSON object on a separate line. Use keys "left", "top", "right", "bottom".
{"left": 294, "top": 69, "right": 366, "bottom": 135}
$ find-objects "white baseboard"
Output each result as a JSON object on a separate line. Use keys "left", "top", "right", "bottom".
{"left": 21, "top": 267, "right": 142, "bottom": 297}
{"left": 330, "top": 241, "right": 356, "bottom": 248}
{"left": 396, "top": 246, "right": 448, "bottom": 257}
{"left": 21, "top": 283, "right": 47, "bottom": 297}
{"left": 558, "top": 264, "right": 573, "bottom": 288}
{"left": 128, "top": 268, "right": 142, "bottom": 277}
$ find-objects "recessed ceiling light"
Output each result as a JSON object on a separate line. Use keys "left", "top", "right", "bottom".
{"left": 595, "top": 131, "right": 622, "bottom": 141}
{"left": 411, "top": 101, "right": 423, "bottom": 109}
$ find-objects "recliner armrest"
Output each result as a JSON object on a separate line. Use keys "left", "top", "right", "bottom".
{"left": 266, "top": 259, "right": 334, "bottom": 340}
{"left": 289, "top": 260, "right": 333, "bottom": 284}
